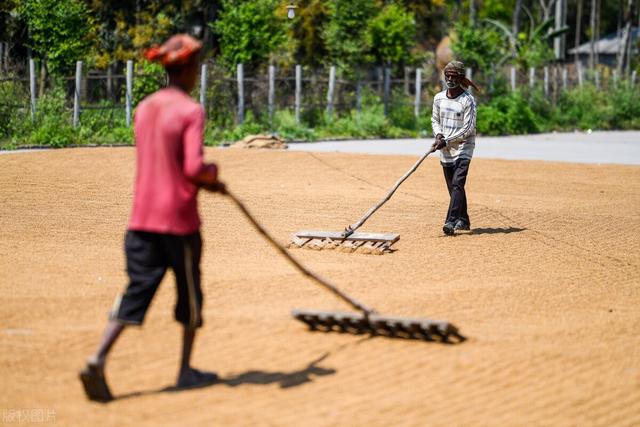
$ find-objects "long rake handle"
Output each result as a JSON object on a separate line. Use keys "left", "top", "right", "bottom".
{"left": 223, "top": 189, "right": 377, "bottom": 316}
{"left": 343, "top": 148, "right": 436, "bottom": 237}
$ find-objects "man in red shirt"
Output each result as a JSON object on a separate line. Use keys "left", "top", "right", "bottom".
{"left": 80, "top": 34, "right": 224, "bottom": 402}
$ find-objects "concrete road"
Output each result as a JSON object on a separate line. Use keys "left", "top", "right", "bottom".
{"left": 288, "top": 131, "right": 640, "bottom": 165}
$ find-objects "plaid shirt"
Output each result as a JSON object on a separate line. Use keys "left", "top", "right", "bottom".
{"left": 431, "top": 90, "right": 477, "bottom": 164}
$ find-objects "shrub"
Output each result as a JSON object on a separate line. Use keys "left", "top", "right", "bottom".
{"left": 133, "top": 61, "right": 165, "bottom": 106}
{"left": 610, "top": 84, "right": 640, "bottom": 129}
{"left": 476, "top": 91, "right": 540, "bottom": 135}
{"left": 19, "top": 86, "right": 78, "bottom": 147}
{"left": 552, "top": 84, "right": 613, "bottom": 130}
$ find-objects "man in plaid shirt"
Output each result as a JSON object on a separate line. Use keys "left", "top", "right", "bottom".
{"left": 431, "top": 61, "right": 479, "bottom": 235}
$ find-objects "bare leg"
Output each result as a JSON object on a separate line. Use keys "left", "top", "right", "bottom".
{"left": 176, "top": 326, "right": 217, "bottom": 388}
{"left": 88, "top": 320, "right": 126, "bottom": 367}
{"left": 178, "top": 327, "right": 196, "bottom": 377}
{"left": 80, "top": 320, "right": 125, "bottom": 402}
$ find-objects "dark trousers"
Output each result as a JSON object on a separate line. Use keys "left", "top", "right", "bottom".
{"left": 112, "top": 231, "right": 204, "bottom": 329}
{"left": 442, "top": 158, "right": 471, "bottom": 226}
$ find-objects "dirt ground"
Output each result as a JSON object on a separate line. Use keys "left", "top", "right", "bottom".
{"left": 1, "top": 147, "right": 639, "bottom": 427}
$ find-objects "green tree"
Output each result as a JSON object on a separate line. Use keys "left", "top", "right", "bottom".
{"left": 367, "top": 3, "right": 416, "bottom": 66}
{"left": 451, "top": 21, "right": 505, "bottom": 76}
{"left": 323, "top": 0, "right": 377, "bottom": 73}
{"left": 485, "top": 17, "right": 568, "bottom": 69}
{"left": 20, "top": 0, "right": 96, "bottom": 75}
{"left": 289, "top": 0, "right": 328, "bottom": 67}
{"left": 211, "top": 0, "right": 288, "bottom": 71}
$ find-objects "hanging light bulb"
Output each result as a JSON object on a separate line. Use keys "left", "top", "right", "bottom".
{"left": 286, "top": 1, "right": 297, "bottom": 19}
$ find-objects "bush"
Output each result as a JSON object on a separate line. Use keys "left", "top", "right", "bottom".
{"left": 272, "top": 110, "right": 316, "bottom": 141}
{"left": 610, "top": 84, "right": 640, "bottom": 129}
{"left": 19, "top": 86, "right": 78, "bottom": 147}
{"left": 552, "top": 84, "right": 613, "bottom": 131}
{"left": 133, "top": 61, "right": 165, "bottom": 106}
{"left": 476, "top": 91, "right": 540, "bottom": 135}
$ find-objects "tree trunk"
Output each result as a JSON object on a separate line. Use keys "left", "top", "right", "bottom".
{"left": 470, "top": 0, "right": 476, "bottom": 26}
{"left": 617, "top": 0, "right": 634, "bottom": 76}
{"left": 575, "top": 0, "right": 583, "bottom": 64}
{"left": 588, "top": 0, "right": 596, "bottom": 70}
{"left": 38, "top": 60, "right": 47, "bottom": 98}
{"left": 539, "top": 0, "right": 557, "bottom": 22}
{"left": 595, "top": 0, "right": 601, "bottom": 66}
{"left": 513, "top": 0, "right": 523, "bottom": 36}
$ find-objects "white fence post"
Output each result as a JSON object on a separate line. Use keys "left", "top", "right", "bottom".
{"left": 73, "top": 61, "right": 82, "bottom": 128}
{"left": 632, "top": 70, "right": 637, "bottom": 87}
{"left": 562, "top": 66, "right": 568, "bottom": 90}
{"left": 125, "top": 60, "right": 133, "bottom": 128}
{"left": 383, "top": 67, "right": 391, "bottom": 116}
{"left": 577, "top": 62, "right": 584, "bottom": 87}
{"left": 199, "top": 64, "right": 207, "bottom": 108}
{"left": 326, "top": 66, "right": 336, "bottom": 116}
{"left": 529, "top": 67, "right": 535, "bottom": 89}
{"left": 414, "top": 68, "right": 422, "bottom": 120}
{"left": 612, "top": 70, "right": 619, "bottom": 88}
{"left": 29, "top": 58, "right": 37, "bottom": 122}
{"left": 595, "top": 70, "right": 600, "bottom": 89}
{"left": 236, "top": 63, "right": 244, "bottom": 125}
{"left": 295, "top": 65, "right": 302, "bottom": 124}
{"left": 465, "top": 68, "right": 473, "bottom": 95}
{"left": 510, "top": 66, "right": 516, "bottom": 91}
{"left": 268, "top": 64, "right": 275, "bottom": 127}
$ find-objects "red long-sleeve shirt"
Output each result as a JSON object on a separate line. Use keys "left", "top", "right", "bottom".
{"left": 128, "top": 87, "right": 217, "bottom": 235}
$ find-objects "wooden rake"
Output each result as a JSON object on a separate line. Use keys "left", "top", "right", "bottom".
{"left": 289, "top": 148, "right": 437, "bottom": 255}
{"left": 222, "top": 188, "right": 464, "bottom": 343}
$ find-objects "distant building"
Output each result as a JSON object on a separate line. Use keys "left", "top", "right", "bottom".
{"left": 568, "top": 28, "right": 639, "bottom": 66}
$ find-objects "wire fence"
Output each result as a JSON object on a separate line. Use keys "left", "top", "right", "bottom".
{"left": 0, "top": 59, "right": 638, "bottom": 132}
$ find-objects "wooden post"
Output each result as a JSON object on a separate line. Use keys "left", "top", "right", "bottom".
{"left": 376, "top": 66, "right": 383, "bottom": 95}
{"left": 465, "top": 68, "right": 473, "bottom": 94}
{"left": 199, "top": 63, "right": 207, "bottom": 108}
{"left": 2, "top": 43, "right": 7, "bottom": 74}
{"left": 295, "top": 65, "right": 302, "bottom": 124}
{"left": 237, "top": 63, "right": 244, "bottom": 125}
{"left": 29, "top": 58, "right": 37, "bottom": 121}
{"left": 529, "top": 67, "right": 535, "bottom": 89}
{"left": 383, "top": 67, "right": 391, "bottom": 117}
{"left": 414, "top": 68, "right": 422, "bottom": 120}
{"left": 510, "top": 66, "right": 516, "bottom": 91}
{"left": 106, "top": 64, "right": 113, "bottom": 102}
{"left": 577, "top": 62, "right": 584, "bottom": 87}
{"left": 268, "top": 64, "right": 275, "bottom": 127}
{"left": 404, "top": 67, "right": 410, "bottom": 95}
{"left": 562, "top": 66, "right": 568, "bottom": 90}
{"left": 544, "top": 66, "right": 549, "bottom": 96}
{"left": 73, "top": 61, "right": 82, "bottom": 128}
{"left": 326, "top": 66, "right": 336, "bottom": 116}
{"left": 125, "top": 60, "right": 133, "bottom": 127}
{"left": 552, "top": 65, "right": 558, "bottom": 101}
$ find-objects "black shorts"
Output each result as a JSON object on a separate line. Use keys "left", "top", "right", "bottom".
{"left": 110, "top": 230, "right": 204, "bottom": 329}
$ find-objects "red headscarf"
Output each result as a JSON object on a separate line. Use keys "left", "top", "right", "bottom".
{"left": 144, "top": 34, "right": 203, "bottom": 67}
